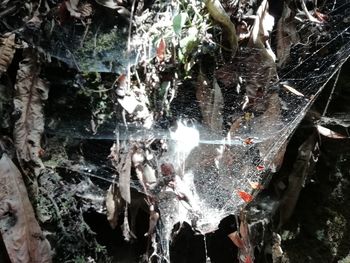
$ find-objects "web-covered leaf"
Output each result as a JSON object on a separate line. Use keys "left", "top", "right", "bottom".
{"left": 0, "top": 153, "right": 52, "bottom": 263}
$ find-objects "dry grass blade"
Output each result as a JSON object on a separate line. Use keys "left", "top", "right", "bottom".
{"left": 0, "top": 153, "right": 52, "bottom": 262}
{"left": 13, "top": 49, "right": 49, "bottom": 173}
{"left": 317, "top": 125, "right": 347, "bottom": 139}
{"left": 282, "top": 84, "right": 304, "bottom": 97}
{"left": 0, "top": 33, "right": 15, "bottom": 76}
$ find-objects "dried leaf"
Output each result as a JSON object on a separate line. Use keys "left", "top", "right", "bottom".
{"left": 109, "top": 143, "right": 131, "bottom": 203}
{"left": 13, "top": 49, "right": 49, "bottom": 173}
{"left": 0, "top": 153, "right": 52, "bottom": 263}
{"left": 276, "top": 3, "right": 299, "bottom": 67}
{"left": 282, "top": 84, "right": 304, "bottom": 97}
{"left": 156, "top": 39, "right": 166, "bottom": 62}
{"left": 119, "top": 150, "right": 132, "bottom": 203}
{"left": 0, "top": 33, "right": 15, "bottom": 76}
{"left": 237, "top": 190, "right": 253, "bottom": 203}
{"left": 317, "top": 125, "right": 347, "bottom": 139}
{"left": 248, "top": 0, "right": 276, "bottom": 61}
{"left": 105, "top": 184, "right": 122, "bottom": 229}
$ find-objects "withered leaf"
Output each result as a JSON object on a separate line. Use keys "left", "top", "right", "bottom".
{"left": 0, "top": 153, "right": 52, "bottom": 263}
{"left": 248, "top": 0, "right": 276, "bottom": 61}
{"left": 13, "top": 49, "right": 49, "bottom": 173}
{"left": 276, "top": 3, "right": 299, "bottom": 67}
{"left": 118, "top": 150, "right": 132, "bottom": 203}
{"left": 105, "top": 184, "right": 123, "bottom": 229}
{"left": 108, "top": 142, "right": 131, "bottom": 207}
{"left": 0, "top": 33, "right": 15, "bottom": 76}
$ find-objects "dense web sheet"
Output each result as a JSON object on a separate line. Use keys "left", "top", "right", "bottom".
{"left": 43, "top": 1, "right": 350, "bottom": 260}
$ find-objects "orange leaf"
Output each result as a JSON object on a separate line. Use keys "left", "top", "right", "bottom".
{"left": 156, "top": 39, "right": 166, "bottom": 62}
{"left": 237, "top": 190, "right": 253, "bottom": 203}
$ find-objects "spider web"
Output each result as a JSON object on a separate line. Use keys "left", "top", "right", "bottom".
{"left": 43, "top": 0, "right": 350, "bottom": 261}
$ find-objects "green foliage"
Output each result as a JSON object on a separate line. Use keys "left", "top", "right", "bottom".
{"left": 173, "top": 12, "right": 188, "bottom": 35}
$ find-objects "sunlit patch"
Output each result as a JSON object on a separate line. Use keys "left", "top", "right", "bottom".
{"left": 170, "top": 121, "right": 200, "bottom": 154}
